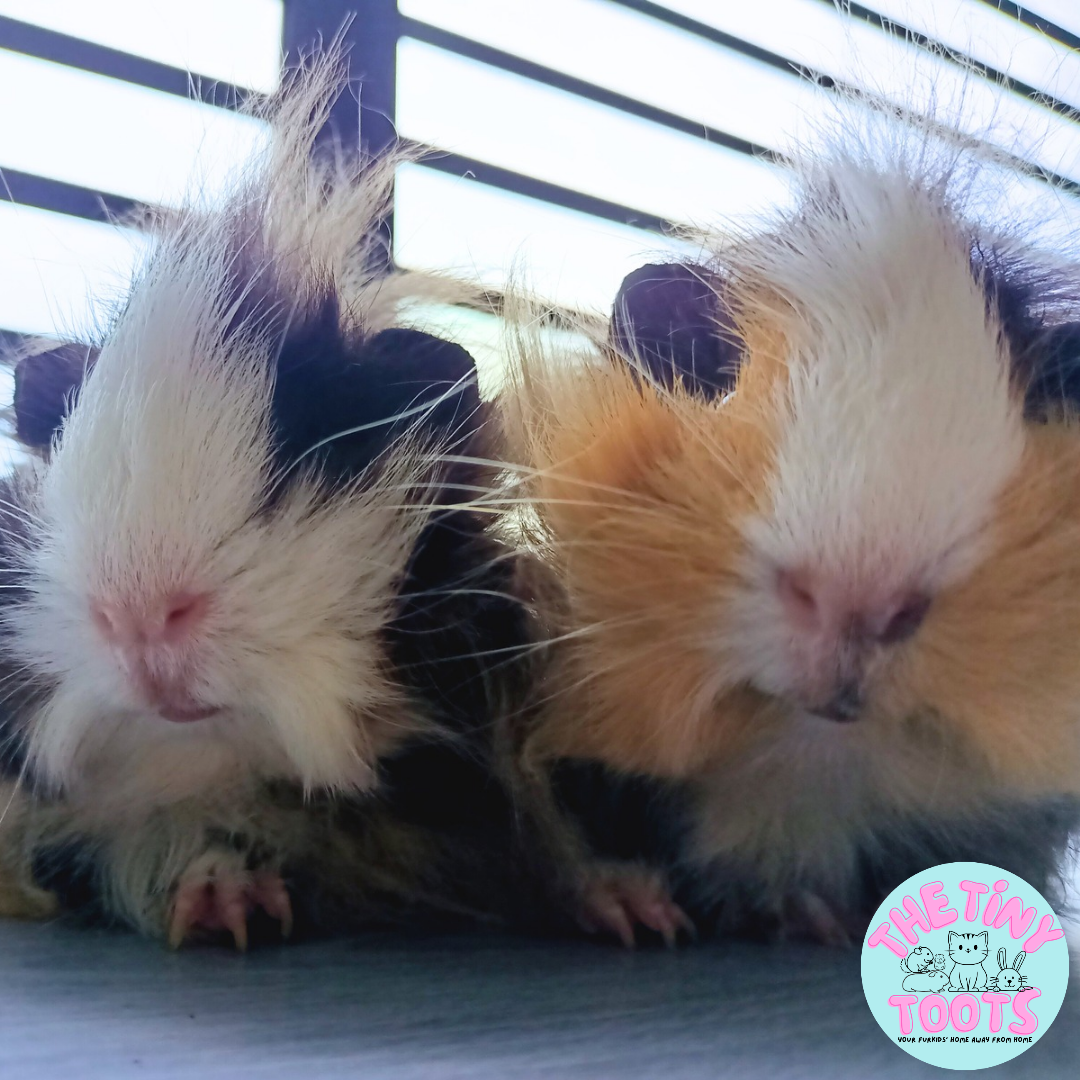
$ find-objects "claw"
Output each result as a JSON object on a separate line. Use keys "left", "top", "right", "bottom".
{"left": 220, "top": 889, "right": 249, "bottom": 953}
{"left": 637, "top": 898, "right": 696, "bottom": 948}
{"left": 253, "top": 870, "right": 293, "bottom": 940}
{"left": 167, "top": 851, "right": 291, "bottom": 951}
{"left": 579, "top": 866, "right": 694, "bottom": 948}
{"left": 581, "top": 888, "right": 638, "bottom": 948}
{"left": 167, "top": 916, "right": 185, "bottom": 951}
{"left": 168, "top": 879, "right": 208, "bottom": 950}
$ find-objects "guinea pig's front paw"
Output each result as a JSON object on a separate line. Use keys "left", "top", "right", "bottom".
{"left": 578, "top": 864, "right": 694, "bottom": 948}
{"left": 167, "top": 850, "right": 293, "bottom": 951}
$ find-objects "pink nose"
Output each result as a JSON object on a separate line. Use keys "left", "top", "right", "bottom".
{"left": 776, "top": 568, "right": 930, "bottom": 647}
{"left": 92, "top": 592, "right": 210, "bottom": 650}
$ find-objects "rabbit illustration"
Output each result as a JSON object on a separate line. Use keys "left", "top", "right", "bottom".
{"left": 991, "top": 949, "right": 1030, "bottom": 992}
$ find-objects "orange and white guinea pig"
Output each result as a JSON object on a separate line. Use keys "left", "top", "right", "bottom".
{"left": 508, "top": 131, "right": 1080, "bottom": 943}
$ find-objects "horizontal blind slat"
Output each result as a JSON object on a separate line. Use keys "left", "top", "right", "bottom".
{"left": 393, "top": 163, "right": 701, "bottom": 313}
{"left": 0, "top": 0, "right": 283, "bottom": 92}
{"left": 396, "top": 39, "right": 791, "bottom": 229}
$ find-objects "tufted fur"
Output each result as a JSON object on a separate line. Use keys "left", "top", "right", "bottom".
{"left": 0, "top": 55, "right": 549, "bottom": 942}
{"left": 508, "top": 120, "right": 1080, "bottom": 937}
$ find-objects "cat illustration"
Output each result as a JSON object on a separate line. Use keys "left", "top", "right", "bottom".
{"left": 946, "top": 931, "right": 990, "bottom": 991}
{"left": 901, "top": 946, "right": 949, "bottom": 992}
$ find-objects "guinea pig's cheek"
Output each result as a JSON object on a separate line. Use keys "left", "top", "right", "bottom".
{"left": 716, "top": 576, "right": 787, "bottom": 684}
{"left": 870, "top": 654, "right": 936, "bottom": 728}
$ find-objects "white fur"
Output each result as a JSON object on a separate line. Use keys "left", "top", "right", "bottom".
{"left": 690, "top": 710, "right": 973, "bottom": 897}
{"left": 723, "top": 159, "right": 1027, "bottom": 703}
{"left": 3, "top": 56, "right": 465, "bottom": 806}
{"left": 666, "top": 134, "right": 1059, "bottom": 914}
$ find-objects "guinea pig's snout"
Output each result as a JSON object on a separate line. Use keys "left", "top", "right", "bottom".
{"left": 775, "top": 567, "right": 931, "bottom": 722}
{"left": 92, "top": 593, "right": 209, "bottom": 649}
{"left": 776, "top": 568, "right": 930, "bottom": 647}
{"left": 91, "top": 592, "right": 218, "bottom": 722}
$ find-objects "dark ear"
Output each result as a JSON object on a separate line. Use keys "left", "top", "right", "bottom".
{"left": 341, "top": 328, "right": 486, "bottom": 504}
{"left": 1020, "top": 321, "right": 1080, "bottom": 419}
{"left": 609, "top": 263, "right": 741, "bottom": 397}
{"left": 13, "top": 343, "right": 98, "bottom": 451}
{"left": 270, "top": 323, "right": 483, "bottom": 490}
{"left": 359, "top": 328, "right": 482, "bottom": 438}
{"left": 972, "top": 244, "right": 1080, "bottom": 419}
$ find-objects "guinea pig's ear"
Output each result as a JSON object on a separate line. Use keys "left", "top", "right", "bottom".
{"left": 360, "top": 328, "right": 482, "bottom": 441}
{"left": 12, "top": 342, "right": 98, "bottom": 451}
{"left": 338, "top": 328, "right": 484, "bottom": 504}
{"left": 1020, "top": 321, "right": 1080, "bottom": 419}
{"left": 269, "top": 320, "right": 483, "bottom": 491}
{"left": 609, "top": 262, "right": 742, "bottom": 398}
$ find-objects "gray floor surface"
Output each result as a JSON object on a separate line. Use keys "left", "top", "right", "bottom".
{"left": 0, "top": 915, "right": 1076, "bottom": 1079}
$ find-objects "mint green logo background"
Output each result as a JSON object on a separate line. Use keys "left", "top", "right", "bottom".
{"left": 861, "top": 861, "right": 1068, "bottom": 1070}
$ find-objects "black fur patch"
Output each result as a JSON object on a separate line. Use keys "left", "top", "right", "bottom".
{"left": 680, "top": 798, "right": 1080, "bottom": 939}
{"left": 1019, "top": 321, "right": 1080, "bottom": 419}
{"left": 30, "top": 838, "right": 109, "bottom": 924}
{"left": 610, "top": 263, "right": 741, "bottom": 397}
{"left": 851, "top": 799, "right": 1080, "bottom": 917}
{"left": 386, "top": 520, "right": 523, "bottom": 730}
{"left": 12, "top": 343, "right": 98, "bottom": 452}
{"left": 552, "top": 759, "right": 688, "bottom": 866}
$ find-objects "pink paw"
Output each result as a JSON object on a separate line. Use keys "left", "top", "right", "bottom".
{"left": 168, "top": 851, "right": 293, "bottom": 951}
{"left": 578, "top": 866, "right": 694, "bottom": 948}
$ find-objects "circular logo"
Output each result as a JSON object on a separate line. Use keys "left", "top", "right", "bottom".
{"left": 861, "top": 861, "right": 1069, "bottom": 1070}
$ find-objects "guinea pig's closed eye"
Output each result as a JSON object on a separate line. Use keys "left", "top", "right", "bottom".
{"left": 609, "top": 262, "right": 743, "bottom": 398}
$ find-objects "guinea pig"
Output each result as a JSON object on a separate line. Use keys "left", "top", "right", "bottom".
{"left": 0, "top": 55, "right": 544, "bottom": 947}
{"left": 506, "top": 124, "right": 1080, "bottom": 944}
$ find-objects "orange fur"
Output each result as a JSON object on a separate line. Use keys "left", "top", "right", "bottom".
{"left": 518, "top": 316, "right": 791, "bottom": 777}
{"left": 512, "top": 296, "right": 1080, "bottom": 805}
{"left": 898, "top": 426, "right": 1080, "bottom": 792}
{"left": 506, "top": 130, "right": 1080, "bottom": 934}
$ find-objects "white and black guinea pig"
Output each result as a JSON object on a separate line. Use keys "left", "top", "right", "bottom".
{"left": 509, "top": 128, "right": 1080, "bottom": 944}
{"left": 0, "top": 56, "right": 543, "bottom": 947}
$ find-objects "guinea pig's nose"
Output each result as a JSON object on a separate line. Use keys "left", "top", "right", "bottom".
{"left": 92, "top": 592, "right": 210, "bottom": 649}
{"left": 867, "top": 593, "right": 931, "bottom": 646}
{"left": 776, "top": 568, "right": 930, "bottom": 647}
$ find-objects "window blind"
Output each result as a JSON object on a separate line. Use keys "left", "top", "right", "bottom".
{"left": 0, "top": 0, "right": 283, "bottom": 340}
{"left": 394, "top": 0, "right": 1080, "bottom": 321}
